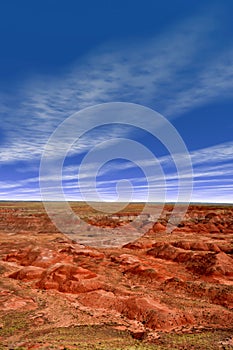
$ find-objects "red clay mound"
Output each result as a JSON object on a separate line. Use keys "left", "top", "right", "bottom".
{"left": 148, "top": 243, "right": 233, "bottom": 277}
{"left": 8, "top": 266, "right": 44, "bottom": 281}
{"left": 34, "top": 263, "right": 102, "bottom": 293}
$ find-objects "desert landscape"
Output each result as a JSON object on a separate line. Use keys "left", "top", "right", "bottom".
{"left": 0, "top": 202, "right": 232, "bottom": 349}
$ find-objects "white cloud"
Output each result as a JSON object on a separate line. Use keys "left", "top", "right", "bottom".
{"left": 1, "top": 10, "right": 232, "bottom": 164}
{"left": 1, "top": 137, "right": 232, "bottom": 202}
{"left": 0, "top": 8, "right": 233, "bottom": 203}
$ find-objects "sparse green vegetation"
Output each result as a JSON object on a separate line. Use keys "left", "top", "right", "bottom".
{"left": 0, "top": 311, "right": 30, "bottom": 337}
{"left": 1, "top": 321, "right": 232, "bottom": 350}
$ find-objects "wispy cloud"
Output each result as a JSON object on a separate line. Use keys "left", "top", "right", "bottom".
{"left": 2, "top": 140, "right": 231, "bottom": 202}
{"left": 1, "top": 10, "right": 233, "bottom": 165}
{"left": 0, "top": 7, "right": 233, "bottom": 203}
{"left": 164, "top": 50, "right": 233, "bottom": 117}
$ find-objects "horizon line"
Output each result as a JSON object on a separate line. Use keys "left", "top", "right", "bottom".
{"left": 0, "top": 200, "right": 232, "bottom": 206}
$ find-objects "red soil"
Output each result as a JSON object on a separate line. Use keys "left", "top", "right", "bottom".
{"left": 0, "top": 202, "right": 232, "bottom": 347}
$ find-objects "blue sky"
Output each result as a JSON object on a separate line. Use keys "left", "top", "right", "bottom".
{"left": 0, "top": 0, "right": 233, "bottom": 203}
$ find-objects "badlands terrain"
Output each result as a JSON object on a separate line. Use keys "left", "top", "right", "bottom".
{"left": 0, "top": 202, "right": 232, "bottom": 349}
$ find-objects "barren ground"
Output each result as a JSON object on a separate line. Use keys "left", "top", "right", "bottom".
{"left": 0, "top": 202, "right": 232, "bottom": 349}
